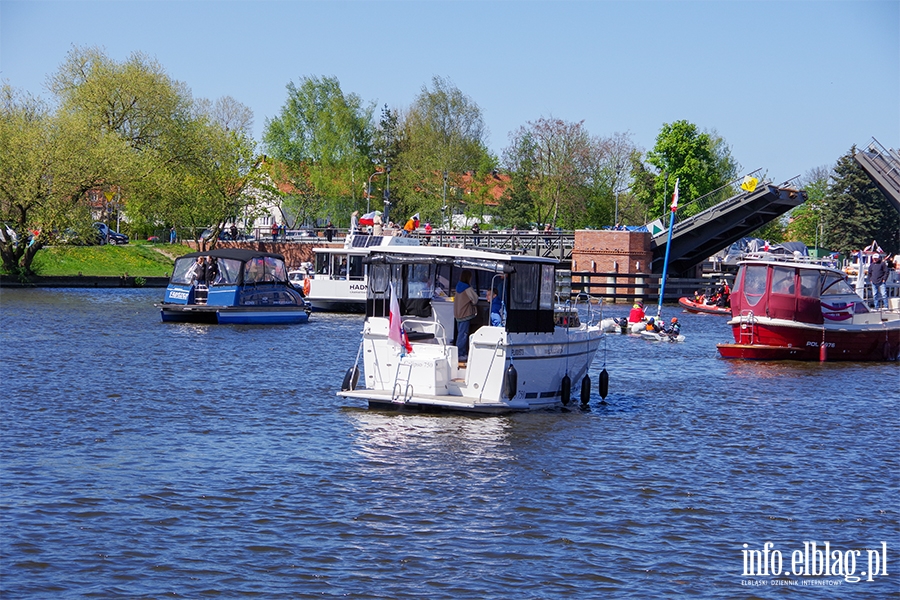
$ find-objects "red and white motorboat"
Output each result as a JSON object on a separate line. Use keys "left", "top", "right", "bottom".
{"left": 716, "top": 253, "right": 900, "bottom": 361}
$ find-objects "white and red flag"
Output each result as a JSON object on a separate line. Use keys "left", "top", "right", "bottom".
{"left": 670, "top": 178, "right": 680, "bottom": 212}
{"left": 388, "top": 283, "right": 412, "bottom": 355}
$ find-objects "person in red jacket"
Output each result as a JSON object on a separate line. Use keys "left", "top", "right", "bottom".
{"left": 628, "top": 301, "right": 646, "bottom": 323}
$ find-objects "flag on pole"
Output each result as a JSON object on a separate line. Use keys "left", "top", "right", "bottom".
{"left": 388, "top": 283, "right": 412, "bottom": 355}
{"left": 670, "top": 178, "right": 680, "bottom": 212}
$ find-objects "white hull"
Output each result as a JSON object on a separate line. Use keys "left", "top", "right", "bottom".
{"left": 339, "top": 315, "right": 602, "bottom": 413}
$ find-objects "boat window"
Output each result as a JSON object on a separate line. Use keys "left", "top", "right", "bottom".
{"left": 333, "top": 255, "right": 349, "bottom": 279}
{"left": 506, "top": 262, "right": 555, "bottom": 333}
{"left": 799, "top": 271, "right": 822, "bottom": 298}
{"left": 315, "top": 254, "right": 329, "bottom": 275}
{"left": 510, "top": 263, "right": 539, "bottom": 310}
{"left": 266, "top": 257, "right": 287, "bottom": 282}
{"left": 348, "top": 255, "right": 364, "bottom": 280}
{"left": 771, "top": 266, "right": 795, "bottom": 295}
{"left": 540, "top": 265, "right": 555, "bottom": 310}
{"left": 821, "top": 273, "right": 855, "bottom": 295}
{"left": 216, "top": 258, "right": 242, "bottom": 285}
{"left": 742, "top": 265, "right": 767, "bottom": 306}
{"left": 244, "top": 258, "right": 267, "bottom": 283}
{"left": 170, "top": 257, "right": 196, "bottom": 285}
{"left": 369, "top": 263, "right": 390, "bottom": 295}
{"left": 406, "top": 263, "right": 434, "bottom": 299}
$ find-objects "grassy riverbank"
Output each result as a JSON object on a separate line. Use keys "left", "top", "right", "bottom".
{"left": 23, "top": 242, "right": 191, "bottom": 277}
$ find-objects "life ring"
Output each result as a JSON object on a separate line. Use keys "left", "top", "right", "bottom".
{"left": 303, "top": 277, "right": 311, "bottom": 296}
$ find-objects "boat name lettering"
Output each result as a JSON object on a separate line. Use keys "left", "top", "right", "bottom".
{"left": 169, "top": 290, "right": 189, "bottom": 300}
{"left": 349, "top": 284, "right": 367, "bottom": 292}
{"left": 546, "top": 345, "right": 564, "bottom": 355}
{"left": 511, "top": 348, "right": 525, "bottom": 356}
{"left": 805, "top": 341, "right": 836, "bottom": 348}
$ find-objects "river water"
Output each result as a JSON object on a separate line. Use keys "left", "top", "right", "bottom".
{"left": 1, "top": 287, "right": 898, "bottom": 598}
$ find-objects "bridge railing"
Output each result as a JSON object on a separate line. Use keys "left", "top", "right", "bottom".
{"left": 650, "top": 168, "right": 769, "bottom": 232}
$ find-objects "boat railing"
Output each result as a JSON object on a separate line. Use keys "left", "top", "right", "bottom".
{"left": 560, "top": 292, "right": 602, "bottom": 326}
{"left": 402, "top": 316, "right": 447, "bottom": 344}
{"left": 741, "top": 252, "right": 839, "bottom": 269}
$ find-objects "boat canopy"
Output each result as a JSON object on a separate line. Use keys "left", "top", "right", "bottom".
{"left": 170, "top": 249, "right": 289, "bottom": 286}
{"left": 731, "top": 255, "right": 867, "bottom": 323}
{"left": 364, "top": 246, "right": 558, "bottom": 333}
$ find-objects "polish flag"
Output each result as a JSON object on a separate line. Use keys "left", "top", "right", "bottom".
{"left": 388, "top": 283, "right": 412, "bottom": 355}
{"left": 670, "top": 178, "right": 680, "bottom": 212}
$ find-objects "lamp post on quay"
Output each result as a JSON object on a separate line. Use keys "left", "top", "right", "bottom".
{"left": 366, "top": 167, "right": 384, "bottom": 214}
{"left": 442, "top": 170, "right": 448, "bottom": 230}
{"left": 614, "top": 162, "right": 622, "bottom": 227}
{"left": 383, "top": 165, "right": 391, "bottom": 224}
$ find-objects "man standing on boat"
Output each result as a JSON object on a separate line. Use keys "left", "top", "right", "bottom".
{"left": 454, "top": 270, "right": 479, "bottom": 364}
{"left": 868, "top": 254, "right": 889, "bottom": 310}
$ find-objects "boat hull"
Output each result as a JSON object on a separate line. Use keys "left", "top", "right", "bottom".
{"left": 160, "top": 304, "right": 309, "bottom": 325}
{"left": 717, "top": 318, "right": 900, "bottom": 361}
{"left": 339, "top": 317, "right": 602, "bottom": 414}
{"left": 678, "top": 297, "right": 730, "bottom": 315}
{"left": 307, "top": 298, "right": 365, "bottom": 313}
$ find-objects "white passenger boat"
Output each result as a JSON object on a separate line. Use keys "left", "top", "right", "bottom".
{"left": 304, "top": 234, "right": 419, "bottom": 312}
{"left": 337, "top": 245, "right": 604, "bottom": 413}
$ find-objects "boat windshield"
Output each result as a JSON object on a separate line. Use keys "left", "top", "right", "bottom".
{"left": 821, "top": 272, "right": 855, "bottom": 296}
{"left": 170, "top": 256, "right": 242, "bottom": 285}
{"left": 243, "top": 256, "right": 287, "bottom": 283}
{"left": 741, "top": 265, "right": 767, "bottom": 306}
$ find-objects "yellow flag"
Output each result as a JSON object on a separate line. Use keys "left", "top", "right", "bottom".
{"left": 740, "top": 176, "right": 758, "bottom": 192}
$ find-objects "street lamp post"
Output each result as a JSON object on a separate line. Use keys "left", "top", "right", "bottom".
{"left": 366, "top": 168, "right": 383, "bottom": 214}
{"left": 442, "top": 170, "right": 448, "bottom": 230}
{"left": 614, "top": 162, "right": 622, "bottom": 227}
{"left": 383, "top": 165, "right": 391, "bottom": 223}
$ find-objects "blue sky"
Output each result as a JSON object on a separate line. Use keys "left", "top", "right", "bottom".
{"left": 2, "top": 1, "right": 897, "bottom": 185}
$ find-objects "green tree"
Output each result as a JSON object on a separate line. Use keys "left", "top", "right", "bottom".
{"left": 393, "top": 76, "right": 492, "bottom": 225}
{"left": 633, "top": 120, "right": 739, "bottom": 220}
{"left": 502, "top": 117, "right": 592, "bottom": 229}
{"left": 785, "top": 166, "right": 830, "bottom": 247}
{"left": 262, "top": 76, "right": 374, "bottom": 226}
{"left": 821, "top": 147, "right": 899, "bottom": 255}
{"left": 0, "top": 84, "right": 125, "bottom": 274}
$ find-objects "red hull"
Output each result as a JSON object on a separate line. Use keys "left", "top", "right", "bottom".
{"left": 678, "top": 297, "right": 730, "bottom": 315}
{"left": 718, "top": 322, "right": 900, "bottom": 361}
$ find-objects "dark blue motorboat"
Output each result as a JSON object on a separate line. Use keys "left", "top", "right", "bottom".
{"left": 159, "top": 248, "right": 311, "bottom": 324}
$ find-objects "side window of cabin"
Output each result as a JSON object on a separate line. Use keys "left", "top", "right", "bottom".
{"left": 266, "top": 257, "right": 286, "bottom": 281}
{"left": 348, "top": 255, "right": 364, "bottom": 280}
{"left": 742, "top": 265, "right": 767, "bottom": 306}
{"left": 218, "top": 259, "right": 241, "bottom": 284}
{"left": 171, "top": 259, "right": 194, "bottom": 285}
{"left": 540, "top": 265, "right": 555, "bottom": 309}
{"left": 315, "top": 254, "right": 328, "bottom": 275}
{"left": 799, "top": 271, "right": 822, "bottom": 298}
{"left": 771, "top": 266, "right": 795, "bottom": 295}
{"left": 510, "top": 263, "right": 539, "bottom": 310}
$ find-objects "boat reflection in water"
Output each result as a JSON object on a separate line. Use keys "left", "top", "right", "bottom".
{"left": 338, "top": 245, "right": 604, "bottom": 413}
{"left": 158, "top": 249, "right": 311, "bottom": 325}
{"left": 717, "top": 252, "right": 900, "bottom": 361}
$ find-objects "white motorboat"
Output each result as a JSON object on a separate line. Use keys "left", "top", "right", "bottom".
{"left": 337, "top": 245, "right": 605, "bottom": 413}
{"left": 304, "top": 234, "right": 419, "bottom": 312}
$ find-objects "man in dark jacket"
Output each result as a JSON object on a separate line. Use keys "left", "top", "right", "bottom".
{"left": 867, "top": 254, "right": 889, "bottom": 310}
